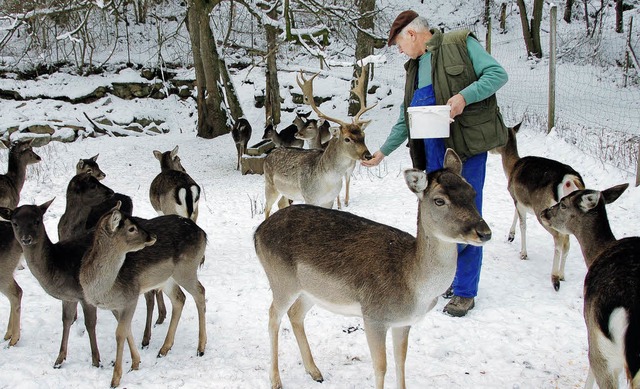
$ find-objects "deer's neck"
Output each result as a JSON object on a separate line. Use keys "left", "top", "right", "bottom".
{"left": 500, "top": 138, "right": 520, "bottom": 181}
{"left": 80, "top": 234, "right": 128, "bottom": 304}
{"left": 317, "top": 138, "right": 354, "bottom": 174}
{"left": 22, "top": 233, "right": 62, "bottom": 287}
{"left": 574, "top": 219, "right": 617, "bottom": 267}
{"left": 414, "top": 212, "right": 458, "bottom": 295}
{"left": 6, "top": 157, "right": 27, "bottom": 192}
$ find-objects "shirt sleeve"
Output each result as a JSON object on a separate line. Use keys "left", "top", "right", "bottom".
{"left": 380, "top": 103, "right": 409, "bottom": 156}
{"left": 459, "top": 36, "right": 508, "bottom": 105}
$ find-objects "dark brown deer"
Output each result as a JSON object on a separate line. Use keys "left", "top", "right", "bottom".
{"left": 492, "top": 122, "right": 585, "bottom": 290}
{"left": 79, "top": 205, "right": 207, "bottom": 388}
{"left": 540, "top": 183, "right": 638, "bottom": 389}
{"left": 0, "top": 139, "right": 41, "bottom": 209}
{"left": 255, "top": 149, "right": 491, "bottom": 389}
{"left": 0, "top": 221, "right": 23, "bottom": 347}
{"left": 262, "top": 70, "right": 374, "bottom": 218}
{"left": 75, "top": 154, "right": 105, "bottom": 180}
{"left": 262, "top": 119, "right": 304, "bottom": 149}
{"left": 0, "top": 200, "right": 101, "bottom": 369}
{"left": 231, "top": 118, "right": 252, "bottom": 170}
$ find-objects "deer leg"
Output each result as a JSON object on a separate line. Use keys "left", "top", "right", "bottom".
{"left": 516, "top": 203, "right": 528, "bottom": 260}
{"left": 264, "top": 184, "right": 280, "bottom": 219}
{"left": 543, "top": 223, "right": 567, "bottom": 291}
{"left": 508, "top": 207, "right": 518, "bottom": 242}
{"left": 126, "top": 325, "right": 141, "bottom": 371}
{"left": 175, "top": 275, "right": 207, "bottom": 356}
{"left": 391, "top": 326, "right": 411, "bottom": 389}
{"left": 584, "top": 365, "right": 595, "bottom": 389}
{"left": 80, "top": 301, "right": 101, "bottom": 368}
{"left": 287, "top": 296, "right": 322, "bottom": 382}
{"left": 1, "top": 278, "right": 22, "bottom": 347}
{"left": 363, "top": 319, "right": 389, "bottom": 389}
{"left": 344, "top": 161, "right": 355, "bottom": 207}
{"left": 276, "top": 196, "right": 290, "bottom": 210}
{"left": 54, "top": 301, "right": 77, "bottom": 368}
{"left": 157, "top": 281, "right": 186, "bottom": 357}
{"left": 142, "top": 291, "right": 155, "bottom": 348}
{"left": 558, "top": 233, "right": 570, "bottom": 281}
{"left": 268, "top": 289, "right": 299, "bottom": 389}
{"left": 155, "top": 290, "right": 167, "bottom": 325}
{"left": 111, "top": 305, "right": 137, "bottom": 388}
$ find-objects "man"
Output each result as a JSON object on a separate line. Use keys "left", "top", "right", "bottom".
{"left": 362, "top": 10, "right": 509, "bottom": 317}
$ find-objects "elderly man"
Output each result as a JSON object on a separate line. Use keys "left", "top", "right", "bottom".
{"left": 363, "top": 10, "right": 509, "bottom": 317}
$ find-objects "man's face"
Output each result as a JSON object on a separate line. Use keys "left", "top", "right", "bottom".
{"left": 394, "top": 29, "right": 423, "bottom": 59}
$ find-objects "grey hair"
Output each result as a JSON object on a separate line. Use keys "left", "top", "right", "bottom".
{"left": 400, "top": 16, "right": 430, "bottom": 36}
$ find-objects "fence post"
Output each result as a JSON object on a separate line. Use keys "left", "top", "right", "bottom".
{"left": 548, "top": 4, "right": 557, "bottom": 134}
{"left": 636, "top": 142, "right": 640, "bottom": 187}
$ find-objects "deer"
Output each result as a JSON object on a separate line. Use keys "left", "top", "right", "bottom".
{"left": 254, "top": 149, "right": 491, "bottom": 389}
{"left": 491, "top": 122, "right": 585, "bottom": 291}
{"left": 539, "top": 183, "right": 638, "bottom": 389}
{"left": 79, "top": 204, "right": 208, "bottom": 388}
{"left": 232, "top": 118, "right": 252, "bottom": 170}
{"left": 0, "top": 220, "right": 24, "bottom": 347}
{"left": 76, "top": 154, "right": 106, "bottom": 180}
{"left": 0, "top": 200, "right": 101, "bottom": 369}
{"left": 262, "top": 70, "right": 374, "bottom": 218}
{"left": 149, "top": 145, "right": 201, "bottom": 222}
{"left": 262, "top": 119, "right": 305, "bottom": 149}
{"left": 0, "top": 139, "right": 42, "bottom": 209}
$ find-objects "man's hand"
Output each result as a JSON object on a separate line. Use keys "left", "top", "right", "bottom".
{"left": 447, "top": 93, "right": 466, "bottom": 118}
{"left": 361, "top": 150, "right": 385, "bottom": 167}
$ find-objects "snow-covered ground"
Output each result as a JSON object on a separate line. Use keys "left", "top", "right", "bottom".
{"left": 0, "top": 63, "right": 637, "bottom": 389}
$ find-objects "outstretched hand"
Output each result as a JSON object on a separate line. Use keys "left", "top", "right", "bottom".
{"left": 361, "top": 150, "right": 385, "bottom": 167}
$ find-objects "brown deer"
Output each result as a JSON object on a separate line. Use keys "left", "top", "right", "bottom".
{"left": 231, "top": 118, "right": 252, "bottom": 170}
{"left": 75, "top": 154, "right": 106, "bottom": 179}
{"left": 262, "top": 70, "right": 374, "bottom": 218}
{"left": 492, "top": 122, "right": 585, "bottom": 290}
{"left": 0, "top": 139, "right": 42, "bottom": 209}
{"left": 0, "top": 200, "right": 101, "bottom": 369}
{"left": 0, "top": 221, "right": 23, "bottom": 347}
{"left": 79, "top": 204, "right": 207, "bottom": 388}
{"left": 254, "top": 149, "right": 491, "bottom": 389}
{"left": 262, "top": 120, "right": 305, "bottom": 149}
{"left": 149, "top": 145, "right": 200, "bottom": 221}
{"left": 540, "top": 183, "right": 638, "bottom": 389}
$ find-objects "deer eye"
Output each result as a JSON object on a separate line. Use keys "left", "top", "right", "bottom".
{"left": 344, "top": 138, "right": 351, "bottom": 143}
{"left": 128, "top": 226, "right": 137, "bottom": 233}
{"left": 434, "top": 198, "right": 445, "bottom": 206}
{"left": 560, "top": 203, "right": 567, "bottom": 210}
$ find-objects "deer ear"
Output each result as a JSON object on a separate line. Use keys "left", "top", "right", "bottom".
{"left": 90, "top": 154, "right": 99, "bottom": 161}
{"left": 76, "top": 159, "right": 85, "bottom": 170}
{"left": 359, "top": 120, "right": 371, "bottom": 131}
{"left": 602, "top": 183, "right": 629, "bottom": 205}
{"left": 330, "top": 126, "right": 340, "bottom": 138}
{"left": 404, "top": 169, "right": 428, "bottom": 200}
{"left": 443, "top": 149, "right": 462, "bottom": 175}
{"left": 109, "top": 210, "right": 122, "bottom": 232}
{"left": 0, "top": 207, "right": 13, "bottom": 221}
{"left": 512, "top": 121, "right": 523, "bottom": 133}
{"left": 153, "top": 150, "right": 162, "bottom": 161}
{"left": 578, "top": 192, "right": 600, "bottom": 212}
{"left": 170, "top": 145, "right": 179, "bottom": 158}
{"left": 39, "top": 198, "right": 55, "bottom": 213}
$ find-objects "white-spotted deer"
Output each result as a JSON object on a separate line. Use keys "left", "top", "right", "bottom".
{"left": 150, "top": 145, "right": 201, "bottom": 221}
{"left": 540, "top": 183, "right": 638, "bottom": 389}
{"left": 0, "top": 200, "right": 101, "bottom": 368}
{"left": 79, "top": 204, "right": 207, "bottom": 388}
{"left": 262, "top": 70, "right": 374, "bottom": 218}
{"left": 232, "top": 118, "right": 252, "bottom": 170}
{"left": 0, "top": 139, "right": 42, "bottom": 209}
{"left": 492, "top": 122, "right": 585, "bottom": 290}
{"left": 0, "top": 220, "right": 23, "bottom": 347}
{"left": 255, "top": 149, "right": 491, "bottom": 389}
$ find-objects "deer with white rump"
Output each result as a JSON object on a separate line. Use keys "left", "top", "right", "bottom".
{"left": 255, "top": 149, "right": 492, "bottom": 389}
{"left": 79, "top": 203, "right": 207, "bottom": 388}
{"left": 540, "top": 183, "right": 638, "bottom": 389}
{"left": 492, "top": 122, "right": 585, "bottom": 290}
{"left": 262, "top": 70, "right": 374, "bottom": 218}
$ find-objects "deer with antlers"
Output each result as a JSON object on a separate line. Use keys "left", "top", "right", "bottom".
{"left": 262, "top": 70, "right": 375, "bottom": 218}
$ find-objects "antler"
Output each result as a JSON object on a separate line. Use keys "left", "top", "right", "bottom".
{"left": 351, "top": 68, "right": 377, "bottom": 127}
{"left": 296, "top": 71, "right": 349, "bottom": 128}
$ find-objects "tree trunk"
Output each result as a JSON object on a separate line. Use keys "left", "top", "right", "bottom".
{"left": 187, "top": 0, "right": 230, "bottom": 139}
{"left": 219, "top": 55, "right": 244, "bottom": 121}
{"left": 616, "top": 0, "right": 624, "bottom": 33}
{"left": 563, "top": 0, "right": 574, "bottom": 23}
{"left": 264, "top": 6, "right": 281, "bottom": 125}
{"left": 348, "top": 0, "right": 375, "bottom": 117}
{"left": 516, "top": 0, "right": 543, "bottom": 58}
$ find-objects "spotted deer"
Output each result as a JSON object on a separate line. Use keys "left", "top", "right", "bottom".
{"left": 149, "top": 145, "right": 200, "bottom": 221}
{"left": 255, "top": 149, "right": 491, "bottom": 389}
{"left": 79, "top": 204, "right": 207, "bottom": 388}
{"left": 0, "top": 200, "right": 101, "bottom": 369}
{"left": 231, "top": 118, "right": 252, "bottom": 170}
{"left": 262, "top": 70, "right": 374, "bottom": 218}
{"left": 540, "top": 183, "right": 638, "bottom": 389}
{"left": 492, "top": 122, "right": 585, "bottom": 290}
{"left": 0, "top": 139, "right": 41, "bottom": 209}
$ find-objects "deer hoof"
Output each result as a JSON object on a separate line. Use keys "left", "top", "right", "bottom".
{"left": 519, "top": 253, "right": 528, "bottom": 260}
{"left": 508, "top": 233, "right": 515, "bottom": 242}
{"left": 552, "top": 276, "right": 561, "bottom": 291}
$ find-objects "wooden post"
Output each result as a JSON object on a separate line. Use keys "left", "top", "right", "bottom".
{"left": 624, "top": 17, "right": 633, "bottom": 87}
{"left": 486, "top": 10, "right": 492, "bottom": 53}
{"left": 548, "top": 5, "right": 557, "bottom": 134}
{"left": 636, "top": 142, "right": 640, "bottom": 187}
{"left": 500, "top": 3, "right": 507, "bottom": 32}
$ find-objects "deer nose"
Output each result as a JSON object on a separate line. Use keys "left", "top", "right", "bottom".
{"left": 20, "top": 236, "right": 33, "bottom": 245}
{"left": 362, "top": 151, "right": 373, "bottom": 161}
{"left": 476, "top": 223, "right": 492, "bottom": 242}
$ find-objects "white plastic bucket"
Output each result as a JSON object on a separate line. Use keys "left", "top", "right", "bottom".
{"left": 407, "top": 105, "right": 452, "bottom": 139}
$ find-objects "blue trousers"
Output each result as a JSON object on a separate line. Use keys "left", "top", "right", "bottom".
{"left": 425, "top": 138, "right": 487, "bottom": 298}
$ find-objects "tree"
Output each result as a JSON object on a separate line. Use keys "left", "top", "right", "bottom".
{"left": 516, "top": 0, "right": 544, "bottom": 58}
{"left": 563, "top": 0, "right": 574, "bottom": 23}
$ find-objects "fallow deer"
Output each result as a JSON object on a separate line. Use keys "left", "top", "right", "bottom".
{"left": 232, "top": 118, "right": 252, "bottom": 170}
{"left": 262, "top": 120, "right": 304, "bottom": 149}
{"left": 149, "top": 145, "right": 200, "bottom": 221}
{"left": 0, "top": 221, "right": 23, "bottom": 347}
{"left": 262, "top": 70, "right": 374, "bottom": 218}
{"left": 75, "top": 154, "right": 106, "bottom": 180}
{"left": 255, "top": 149, "right": 492, "bottom": 389}
{"left": 492, "top": 122, "right": 585, "bottom": 290}
{"left": 0, "top": 139, "right": 41, "bottom": 209}
{"left": 79, "top": 204, "right": 207, "bottom": 388}
{"left": 540, "top": 183, "right": 638, "bottom": 389}
{"left": 0, "top": 200, "right": 101, "bottom": 368}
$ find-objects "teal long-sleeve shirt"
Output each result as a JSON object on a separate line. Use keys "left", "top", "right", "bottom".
{"left": 380, "top": 36, "right": 508, "bottom": 157}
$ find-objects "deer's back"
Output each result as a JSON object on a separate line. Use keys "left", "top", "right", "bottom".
{"left": 86, "top": 193, "right": 133, "bottom": 230}
{"left": 255, "top": 205, "right": 418, "bottom": 316}
{"left": 0, "top": 176, "right": 18, "bottom": 208}
{"left": 584, "top": 237, "right": 640, "bottom": 377}
{"left": 150, "top": 171, "right": 198, "bottom": 197}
